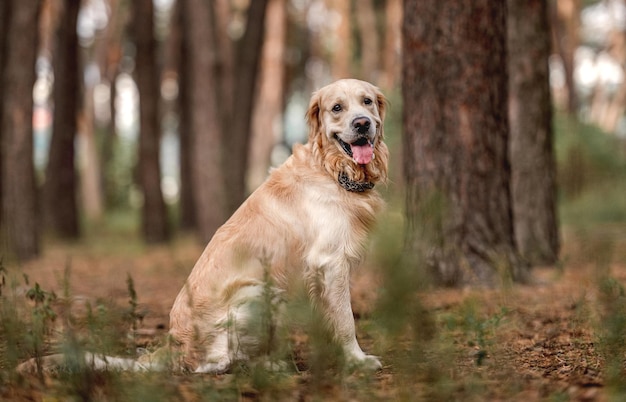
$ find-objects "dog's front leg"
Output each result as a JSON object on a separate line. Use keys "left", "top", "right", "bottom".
{"left": 316, "top": 262, "right": 382, "bottom": 371}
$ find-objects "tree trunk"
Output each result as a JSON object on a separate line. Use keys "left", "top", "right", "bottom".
{"left": 95, "top": 0, "right": 125, "bottom": 210}
{"left": 247, "top": 0, "right": 286, "bottom": 192}
{"left": 550, "top": 0, "right": 579, "bottom": 115}
{"left": 183, "top": 0, "right": 227, "bottom": 243}
{"left": 213, "top": 0, "right": 234, "bottom": 136}
{"left": 380, "top": 0, "right": 402, "bottom": 90}
{"left": 403, "top": 0, "right": 527, "bottom": 286}
{"left": 355, "top": 0, "right": 378, "bottom": 82}
{"left": 223, "top": 0, "right": 269, "bottom": 214}
{"left": 177, "top": 56, "right": 196, "bottom": 231}
{"left": 0, "top": 0, "right": 9, "bottom": 221}
{"left": 327, "top": 0, "right": 351, "bottom": 79}
{"left": 508, "top": 0, "right": 559, "bottom": 265}
{"left": 133, "top": 0, "right": 169, "bottom": 243}
{"left": 1, "top": 0, "right": 41, "bottom": 261}
{"left": 44, "top": 0, "right": 80, "bottom": 239}
{"left": 168, "top": 0, "right": 195, "bottom": 231}
{"left": 78, "top": 85, "right": 104, "bottom": 221}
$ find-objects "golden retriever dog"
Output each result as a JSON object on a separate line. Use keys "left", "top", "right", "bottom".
{"left": 18, "top": 79, "right": 389, "bottom": 374}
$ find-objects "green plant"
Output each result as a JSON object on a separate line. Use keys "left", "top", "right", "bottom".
{"left": 23, "top": 277, "right": 57, "bottom": 380}
{"left": 0, "top": 259, "right": 27, "bottom": 378}
{"left": 462, "top": 304, "right": 510, "bottom": 366}
{"left": 126, "top": 273, "right": 141, "bottom": 350}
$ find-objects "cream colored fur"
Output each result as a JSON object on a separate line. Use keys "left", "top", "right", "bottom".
{"left": 18, "top": 79, "right": 389, "bottom": 374}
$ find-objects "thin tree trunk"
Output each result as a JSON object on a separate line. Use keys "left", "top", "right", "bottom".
{"left": 96, "top": 0, "right": 125, "bottom": 210}
{"left": 326, "top": 0, "right": 351, "bottom": 80}
{"left": 508, "top": 0, "right": 559, "bottom": 265}
{"left": 183, "top": 0, "right": 227, "bottom": 243}
{"left": 168, "top": 0, "right": 195, "bottom": 231}
{"left": 0, "top": 0, "right": 9, "bottom": 221}
{"left": 403, "top": 0, "right": 527, "bottom": 286}
{"left": 78, "top": 79, "right": 104, "bottom": 221}
{"left": 1, "top": 0, "right": 41, "bottom": 261}
{"left": 550, "top": 0, "right": 579, "bottom": 115}
{"left": 44, "top": 0, "right": 80, "bottom": 239}
{"left": 247, "top": 0, "right": 286, "bottom": 192}
{"left": 178, "top": 56, "right": 196, "bottom": 230}
{"left": 133, "top": 0, "right": 169, "bottom": 243}
{"left": 213, "top": 0, "right": 234, "bottom": 134}
{"left": 223, "top": 0, "right": 269, "bottom": 214}
{"left": 355, "top": 0, "right": 378, "bottom": 82}
{"left": 380, "top": 0, "right": 402, "bottom": 90}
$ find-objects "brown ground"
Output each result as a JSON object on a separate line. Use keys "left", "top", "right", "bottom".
{"left": 3, "top": 225, "right": 626, "bottom": 401}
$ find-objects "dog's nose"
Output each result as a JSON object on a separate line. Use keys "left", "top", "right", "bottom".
{"left": 352, "top": 117, "right": 371, "bottom": 135}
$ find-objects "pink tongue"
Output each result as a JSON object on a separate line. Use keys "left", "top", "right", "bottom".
{"left": 351, "top": 144, "right": 373, "bottom": 165}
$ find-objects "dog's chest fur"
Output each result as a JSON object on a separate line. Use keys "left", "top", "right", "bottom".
{"left": 275, "top": 144, "right": 383, "bottom": 267}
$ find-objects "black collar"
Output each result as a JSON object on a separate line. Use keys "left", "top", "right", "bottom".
{"left": 338, "top": 172, "right": 374, "bottom": 192}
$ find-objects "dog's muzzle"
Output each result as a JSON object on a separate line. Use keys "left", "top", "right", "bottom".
{"left": 333, "top": 115, "right": 377, "bottom": 165}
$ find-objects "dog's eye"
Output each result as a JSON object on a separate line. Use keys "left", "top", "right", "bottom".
{"left": 364, "top": 97, "right": 372, "bottom": 105}
{"left": 332, "top": 104, "right": 342, "bottom": 113}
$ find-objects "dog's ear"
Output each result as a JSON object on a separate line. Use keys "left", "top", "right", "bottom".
{"left": 375, "top": 88, "right": 387, "bottom": 138}
{"left": 306, "top": 91, "right": 321, "bottom": 141}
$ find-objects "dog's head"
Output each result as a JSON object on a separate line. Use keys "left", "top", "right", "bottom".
{"left": 306, "top": 79, "right": 389, "bottom": 190}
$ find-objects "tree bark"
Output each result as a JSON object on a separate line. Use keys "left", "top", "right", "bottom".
{"left": 44, "top": 0, "right": 80, "bottom": 239}
{"left": 168, "top": 0, "right": 195, "bottom": 231}
{"left": 403, "top": 0, "right": 527, "bottom": 286}
{"left": 550, "top": 0, "right": 579, "bottom": 115}
{"left": 177, "top": 56, "right": 196, "bottom": 231}
{"left": 380, "top": 0, "right": 402, "bottom": 90}
{"left": 78, "top": 85, "right": 104, "bottom": 221}
{"left": 95, "top": 0, "right": 125, "bottom": 210}
{"left": 1, "top": 0, "right": 41, "bottom": 261}
{"left": 247, "top": 0, "right": 286, "bottom": 192}
{"left": 0, "top": 0, "right": 9, "bottom": 220}
{"left": 132, "top": 0, "right": 169, "bottom": 243}
{"left": 327, "top": 0, "right": 351, "bottom": 80}
{"left": 508, "top": 0, "right": 559, "bottom": 265}
{"left": 355, "top": 0, "right": 378, "bottom": 82}
{"left": 213, "top": 0, "right": 234, "bottom": 134}
{"left": 223, "top": 0, "right": 269, "bottom": 214}
{"left": 183, "top": 0, "right": 227, "bottom": 243}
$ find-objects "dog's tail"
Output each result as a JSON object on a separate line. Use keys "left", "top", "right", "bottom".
{"left": 16, "top": 350, "right": 169, "bottom": 374}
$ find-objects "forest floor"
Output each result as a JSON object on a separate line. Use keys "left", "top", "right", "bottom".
{"left": 2, "top": 222, "right": 626, "bottom": 401}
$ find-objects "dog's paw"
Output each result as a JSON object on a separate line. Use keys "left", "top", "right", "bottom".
{"left": 347, "top": 353, "right": 382, "bottom": 372}
{"left": 194, "top": 357, "right": 231, "bottom": 374}
{"left": 360, "top": 354, "right": 383, "bottom": 371}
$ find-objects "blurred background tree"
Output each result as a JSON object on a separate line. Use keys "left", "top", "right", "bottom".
{"left": 44, "top": 0, "right": 81, "bottom": 240}
{"left": 508, "top": 0, "right": 559, "bottom": 266}
{"left": 1, "top": 0, "right": 41, "bottom": 261}
{"left": 181, "top": 0, "right": 227, "bottom": 244}
{"left": 0, "top": 0, "right": 623, "bottom": 289}
{"left": 132, "top": 0, "right": 169, "bottom": 243}
{"left": 551, "top": 0, "right": 581, "bottom": 115}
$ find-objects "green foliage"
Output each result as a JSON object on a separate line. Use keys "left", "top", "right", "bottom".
{"left": 0, "top": 260, "right": 30, "bottom": 378}
{"left": 555, "top": 114, "right": 626, "bottom": 225}
{"left": 371, "top": 209, "right": 431, "bottom": 339}
{"left": 587, "top": 237, "right": 626, "bottom": 397}
{"left": 103, "top": 135, "right": 138, "bottom": 210}
{"left": 24, "top": 280, "right": 57, "bottom": 379}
